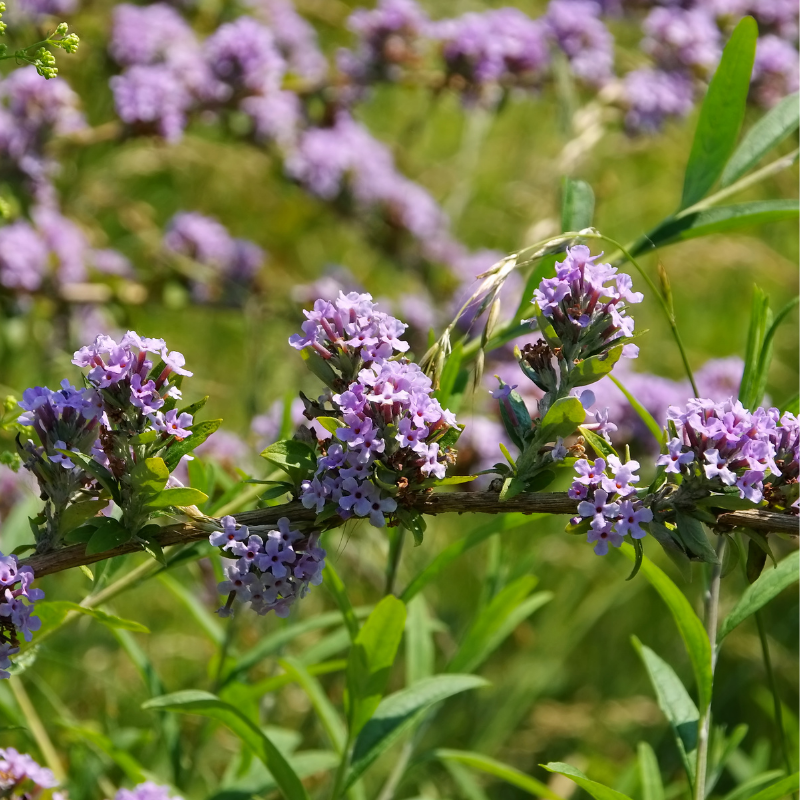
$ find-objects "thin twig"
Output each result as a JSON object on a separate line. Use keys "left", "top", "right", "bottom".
{"left": 21, "top": 493, "right": 797, "bottom": 578}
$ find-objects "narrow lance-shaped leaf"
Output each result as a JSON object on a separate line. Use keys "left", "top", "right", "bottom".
{"left": 345, "top": 595, "right": 406, "bottom": 736}
{"left": 561, "top": 177, "right": 595, "bottom": 232}
{"left": 323, "top": 562, "right": 360, "bottom": 642}
{"left": 542, "top": 762, "right": 634, "bottom": 800}
{"left": 744, "top": 773, "right": 800, "bottom": 800}
{"left": 721, "top": 92, "right": 800, "bottom": 187}
{"left": 632, "top": 637, "right": 698, "bottom": 782}
{"left": 142, "top": 691, "right": 309, "bottom": 800}
{"left": 719, "top": 550, "right": 799, "bottom": 641}
{"left": 680, "top": 16, "right": 758, "bottom": 209}
{"left": 437, "top": 749, "right": 564, "bottom": 800}
{"left": 345, "top": 675, "right": 488, "bottom": 789}
{"left": 630, "top": 201, "right": 799, "bottom": 257}
{"left": 638, "top": 742, "right": 665, "bottom": 800}
{"left": 621, "top": 543, "right": 712, "bottom": 712}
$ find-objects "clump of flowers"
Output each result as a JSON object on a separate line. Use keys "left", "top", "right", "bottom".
{"left": 0, "top": 553, "right": 44, "bottom": 679}
{"left": 289, "top": 291, "right": 459, "bottom": 532}
{"left": 0, "top": 747, "right": 58, "bottom": 794}
{"left": 113, "top": 781, "right": 183, "bottom": 799}
{"left": 484, "top": 246, "right": 642, "bottom": 496}
{"left": 16, "top": 331, "right": 218, "bottom": 554}
{"left": 662, "top": 399, "right": 798, "bottom": 509}
{"left": 210, "top": 515, "right": 325, "bottom": 618}
{"left": 569, "top": 455, "right": 653, "bottom": 555}
{"left": 163, "top": 211, "right": 265, "bottom": 303}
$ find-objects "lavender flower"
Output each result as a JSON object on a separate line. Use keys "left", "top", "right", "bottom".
{"left": 0, "top": 221, "right": 49, "bottom": 291}
{"left": 642, "top": 7, "right": 722, "bottom": 74}
{"left": 291, "top": 293, "right": 458, "bottom": 527}
{"left": 114, "top": 782, "right": 184, "bottom": 800}
{"left": 340, "top": 0, "right": 430, "bottom": 85}
{"left": 434, "top": 8, "right": 550, "bottom": 101}
{"left": 247, "top": 0, "right": 328, "bottom": 84}
{"left": 0, "top": 554, "right": 44, "bottom": 679}
{"left": 571, "top": 455, "right": 652, "bottom": 554}
{"left": 751, "top": 35, "right": 800, "bottom": 108}
{"left": 546, "top": 0, "right": 615, "bottom": 86}
{"left": 664, "top": 398, "right": 795, "bottom": 505}
{"left": 210, "top": 516, "right": 325, "bottom": 618}
{"left": 623, "top": 68, "right": 696, "bottom": 133}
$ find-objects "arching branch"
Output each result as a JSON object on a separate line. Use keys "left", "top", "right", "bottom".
{"left": 21, "top": 492, "right": 798, "bottom": 578}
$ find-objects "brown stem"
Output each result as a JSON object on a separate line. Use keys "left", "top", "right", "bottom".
{"left": 21, "top": 493, "right": 797, "bottom": 578}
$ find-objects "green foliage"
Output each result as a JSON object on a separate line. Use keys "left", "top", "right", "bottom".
{"left": 345, "top": 595, "right": 406, "bottom": 737}
{"left": 680, "top": 17, "right": 758, "bottom": 209}
{"left": 719, "top": 550, "right": 800, "bottom": 640}
{"left": 561, "top": 178, "right": 595, "bottom": 232}
{"left": 143, "top": 691, "right": 310, "bottom": 800}
{"left": 542, "top": 762, "right": 633, "bottom": 800}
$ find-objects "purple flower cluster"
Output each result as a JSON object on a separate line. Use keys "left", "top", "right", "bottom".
{"left": 0, "top": 554, "right": 44, "bottom": 680}
{"left": 0, "top": 202, "right": 133, "bottom": 295}
{"left": 291, "top": 292, "right": 458, "bottom": 526}
{"left": 163, "top": 212, "right": 265, "bottom": 301}
{"left": 0, "top": 66, "right": 85, "bottom": 188}
{"left": 570, "top": 455, "right": 653, "bottom": 554}
{"left": 210, "top": 515, "right": 325, "bottom": 618}
{"left": 664, "top": 398, "right": 798, "bottom": 505}
{"left": 545, "top": 0, "right": 615, "bottom": 86}
{"left": 624, "top": 0, "right": 799, "bottom": 129}
{"left": 71, "top": 331, "right": 192, "bottom": 438}
{"left": 338, "top": 0, "right": 430, "bottom": 86}
{"left": 0, "top": 747, "right": 57, "bottom": 793}
{"left": 113, "top": 782, "right": 183, "bottom": 800}
{"left": 433, "top": 8, "right": 550, "bottom": 101}
{"left": 528, "top": 245, "right": 640, "bottom": 387}
{"left": 247, "top": 0, "right": 328, "bottom": 84}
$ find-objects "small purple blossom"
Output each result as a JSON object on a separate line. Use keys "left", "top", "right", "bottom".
{"left": 656, "top": 437, "right": 696, "bottom": 473}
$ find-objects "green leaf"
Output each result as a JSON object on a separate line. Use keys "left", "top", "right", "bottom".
{"left": 179, "top": 395, "right": 209, "bottom": 418}
{"left": 86, "top": 517, "right": 131, "bottom": 555}
{"left": 323, "top": 562, "right": 360, "bottom": 642}
{"left": 739, "top": 286, "right": 771, "bottom": 409}
{"left": 430, "top": 475, "right": 478, "bottom": 486}
{"left": 498, "top": 386, "right": 532, "bottom": 450}
{"left": 609, "top": 375, "right": 664, "bottom": 445}
{"left": 400, "top": 514, "right": 536, "bottom": 602}
{"left": 542, "top": 762, "right": 633, "bottom": 800}
{"left": 571, "top": 346, "right": 623, "bottom": 387}
{"left": 631, "top": 637, "right": 698, "bottom": 780}
{"left": 316, "top": 416, "right": 345, "bottom": 434}
{"left": 345, "top": 595, "right": 406, "bottom": 737}
{"left": 435, "top": 340, "right": 464, "bottom": 410}
{"left": 131, "top": 457, "right": 170, "bottom": 496}
{"left": 58, "top": 500, "right": 105, "bottom": 536}
{"left": 538, "top": 397, "right": 585, "bottom": 443}
{"left": 674, "top": 512, "right": 721, "bottom": 565}
{"left": 448, "top": 576, "right": 551, "bottom": 674}
{"left": 260, "top": 439, "right": 317, "bottom": 479}
{"left": 744, "top": 773, "right": 800, "bottom": 800}
{"left": 345, "top": 675, "right": 488, "bottom": 789}
{"left": 300, "top": 346, "right": 339, "bottom": 387}
{"left": 719, "top": 550, "right": 799, "bottom": 641}
{"left": 637, "top": 742, "right": 665, "bottom": 800}
{"left": 437, "top": 750, "right": 564, "bottom": 800}
{"left": 680, "top": 16, "right": 758, "bottom": 209}
{"left": 405, "top": 596, "right": 434, "bottom": 687}
{"left": 36, "top": 600, "right": 150, "bottom": 634}
{"left": 621, "top": 543, "right": 712, "bottom": 711}
{"left": 146, "top": 487, "right": 209, "bottom": 509}
{"left": 142, "top": 691, "right": 309, "bottom": 800}
{"left": 561, "top": 177, "right": 595, "bottom": 232}
{"left": 721, "top": 92, "right": 800, "bottom": 187}
{"left": 632, "top": 201, "right": 799, "bottom": 256}
{"left": 162, "top": 419, "right": 222, "bottom": 471}
{"left": 578, "top": 426, "right": 618, "bottom": 459}
{"left": 58, "top": 450, "right": 121, "bottom": 504}
{"left": 751, "top": 295, "right": 799, "bottom": 409}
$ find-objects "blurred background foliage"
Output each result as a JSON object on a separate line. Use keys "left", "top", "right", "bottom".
{"left": 0, "top": 0, "right": 797, "bottom": 798}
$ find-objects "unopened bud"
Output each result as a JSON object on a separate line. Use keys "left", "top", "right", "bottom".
{"left": 55, "top": 22, "right": 68, "bottom": 35}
